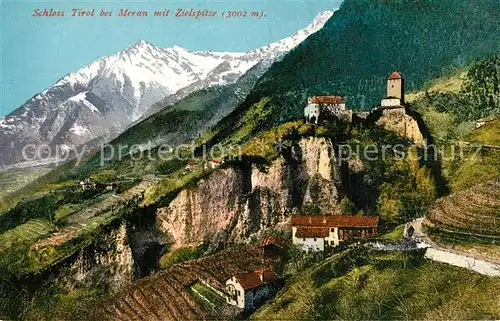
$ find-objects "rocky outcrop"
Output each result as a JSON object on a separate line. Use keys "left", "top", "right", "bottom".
{"left": 157, "top": 167, "right": 247, "bottom": 250}
{"left": 157, "top": 137, "right": 342, "bottom": 249}
{"left": 297, "top": 137, "right": 340, "bottom": 211}
{"left": 376, "top": 112, "right": 426, "bottom": 146}
{"left": 66, "top": 223, "right": 134, "bottom": 291}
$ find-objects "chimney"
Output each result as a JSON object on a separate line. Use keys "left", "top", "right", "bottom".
{"left": 309, "top": 216, "right": 312, "bottom": 224}
{"left": 322, "top": 216, "right": 327, "bottom": 224}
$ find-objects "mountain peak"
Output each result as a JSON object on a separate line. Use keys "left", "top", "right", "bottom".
{"left": 131, "top": 39, "right": 153, "bottom": 47}
{"left": 124, "top": 40, "right": 159, "bottom": 53}
{"left": 166, "top": 45, "right": 190, "bottom": 53}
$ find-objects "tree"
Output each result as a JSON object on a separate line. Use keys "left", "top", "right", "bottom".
{"left": 461, "top": 54, "right": 500, "bottom": 120}
{"left": 340, "top": 196, "right": 356, "bottom": 215}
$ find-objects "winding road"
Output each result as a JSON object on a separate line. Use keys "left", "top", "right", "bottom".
{"left": 405, "top": 218, "right": 500, "bottom": 277}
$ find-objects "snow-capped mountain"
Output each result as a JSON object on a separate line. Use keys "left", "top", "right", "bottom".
{"left": 0, "top": 11, "right": 333, "bottom": 168}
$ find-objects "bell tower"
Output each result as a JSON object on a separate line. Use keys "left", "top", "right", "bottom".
{"left": 387, "top": 71, "right": 404, "bottom": 104}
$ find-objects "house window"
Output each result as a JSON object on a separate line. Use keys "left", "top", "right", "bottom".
{"left": 314, "top": 238, "right": 317, "bottom": 241}
{"left": 331, "top": 228, "right": 335, "bottom": 232}
{"left": 237, "top": 290, "right": 240, "bottom": 296}
{"left": 303, "top": 238, "right": 305, "bottom": 241}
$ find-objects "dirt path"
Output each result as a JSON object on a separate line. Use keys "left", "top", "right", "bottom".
{"left": 406, "top": 218, "right": 500, "bottom": 276}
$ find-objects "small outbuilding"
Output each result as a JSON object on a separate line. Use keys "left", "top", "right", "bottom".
{"left": 205, "top": 159, "right": 222, "bottom": 170}
{"left": 225, "top": 269, "right": 282, "bottom": 311}
{"left": 79, "top": 178, "right": 96, "bottom": 191}
{"left": 184, "top": 161, "right": 196, "bottom": 172}
{"left": 258, "top": 236, "right": 283, "bottom": 257}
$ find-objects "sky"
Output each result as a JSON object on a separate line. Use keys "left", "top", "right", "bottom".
{"left": 0, "top": 0, "right": 342, "bottom": 117}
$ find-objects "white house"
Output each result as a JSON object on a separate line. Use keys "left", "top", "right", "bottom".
{"left": 475, "top": 115, "right": 496, "bottom": 128}
{"left": 225, "top": 269, "right": 281, "bottom": 311}
{"left": 184, "top": 161, "right": 196, "bottom": 173}
{"left": 292, "top": 226, "right": 339, "bottom": 252}
{"left": 205, "top": 159, "right": 222, "bottom": 170}
{"left": 291, "top": 215, "right": 379, "bottom": 252}
{"left": 79, "top": 178, "right": 96, "bottom": 191}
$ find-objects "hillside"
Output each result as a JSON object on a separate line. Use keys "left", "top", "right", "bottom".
{"left": 252, "top": 249, "right": 500, "bottom": 320}
{"left": 98, "top": 245, "right": 280, "bottom": 320}
{"left": 405, "top": 68, "right": 467, "bottom": 103}
{"left": 426, "top": 180, "right": 500, "bottom": 239}
{"left": 206, "top": 0, "right": 500, "bottom": 147}
{"left": 444, "top": 118, "right": 500, "bottom": 191}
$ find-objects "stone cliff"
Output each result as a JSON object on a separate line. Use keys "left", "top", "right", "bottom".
{"left": 376, "top": 111, "right": 426, "bottom": 146}
{"left": 65, "top": 223, "right": 134, "bottom": 291}
{"left": 157, "top": 137, "right": 343, "bottom": 249}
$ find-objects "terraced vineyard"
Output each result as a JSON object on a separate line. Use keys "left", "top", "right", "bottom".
{"left": 101, "top": 246, "right": 280, "bottom": 320}
{"left": 63, "top": 175, "right": 161, "bottom": 224}
{"left": 29, "top": 175, "right": 163, "bottom": 251}
{"left": 30, "top": 211, "right": 116, "bottom": 251}
{"left": 0, "top": 219, "right": 55, "bottom": 251}
{"left": 427, "top": 180, "right": 500, "bottom": 239}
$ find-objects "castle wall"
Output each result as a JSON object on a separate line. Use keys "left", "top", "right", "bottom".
{"left": 304, "top": 103, "right": 320, "bottom": 123}
{"left": 381, "top": 98, "right": 401, "bottom": 107}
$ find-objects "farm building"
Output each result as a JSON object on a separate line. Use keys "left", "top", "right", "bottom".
{"left": 291, "top": 215, "right": 379, "bottom": 252}
{"left": 225, "top": 268, "right": 282, "bottom": 311}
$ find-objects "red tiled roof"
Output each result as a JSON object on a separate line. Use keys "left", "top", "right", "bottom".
{"left": 234, "top": 269, "right": 281, "bottom": 290}
{"left": 291, "top": 215, "right": 379, "bottom": 228}
{"left": 209, "top": 160, "right": 221, "bottom": 164}
{"left": 309, "top": 96, "right": 345, "bottom": 104}
{"left": 388, "top": 71, "right": 402, "bottom": 80}
{"left": 295, "top": 227, "right": 329, "bottom": 238}
{"left": 258, "top": 236, "right": 282, "bottom": 248}
{"left": 186, "top": 161, "right": 196, "bottom": 165}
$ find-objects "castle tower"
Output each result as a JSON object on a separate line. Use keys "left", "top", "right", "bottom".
{"left": 387, "top": 71, "right": 404, "bottom": 104}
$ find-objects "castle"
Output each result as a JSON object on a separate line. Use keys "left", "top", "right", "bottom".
{"left": 304, "top": 96, "right": 351, "bottom": 124}
{"left": 379, "top": 71, "right": 406, "bottom": 115}
{"left": 304, "top": 71, "right": 406, "bottom": 123}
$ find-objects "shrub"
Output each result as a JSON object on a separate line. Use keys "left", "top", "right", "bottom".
{"left": 339, "top": 197, "right": 356, "bottom": 215}
{"left": 159, "top": 244, "right": 207, "bottom": 269}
